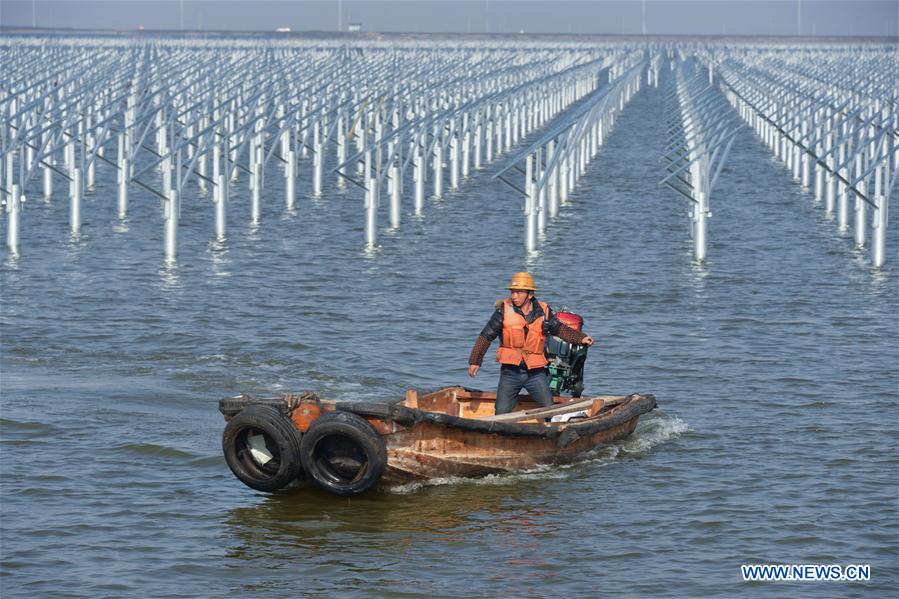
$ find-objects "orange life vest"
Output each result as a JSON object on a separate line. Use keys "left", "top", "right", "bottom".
{"left": 496, "top": 298, "right": 549, "bottom": 369}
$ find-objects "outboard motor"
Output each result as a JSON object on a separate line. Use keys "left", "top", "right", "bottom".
{"left": 545, "top": 310, "right": 589, "bottom": 397}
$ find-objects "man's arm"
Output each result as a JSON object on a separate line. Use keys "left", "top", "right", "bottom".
{"left": 468, "top": 308, "right": 503, "bottom": 376}
{"left": 557, "top": 325, "right": 594, "bottom": 346}
{"left": 545, "top": 308, "right": 594, "bottom": 346}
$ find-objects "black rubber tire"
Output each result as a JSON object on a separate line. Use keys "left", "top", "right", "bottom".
{"left": 299, "top": 411, "right": 387, "bottom": 496}
{"left": 219, "top": 396, "right": 285, "bottom": 419}
{"left": 222, "top": 404, "right": 303, "bottom": 493}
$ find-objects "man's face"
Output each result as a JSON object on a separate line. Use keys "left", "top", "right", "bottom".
{"left": 510, "top": 289, "right": 532, "bottom": 309}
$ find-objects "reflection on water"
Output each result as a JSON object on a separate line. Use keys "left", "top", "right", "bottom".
{"left": 208, "top": 238, "right": 231, "bottom": 277}
{"left": 222, "top": 480, "right": 559, "bottom": 558}
{"left": 524, "top": 248, "right": 542, "bottom": 265}
{"left": 247, "top": 219, "right": 262, "bottom": 241}
{"left": 65, "top": 230, "right": 87, "bottom": 252}
{"left": 361, "top": 243, "right": 383, "bottom": 259}
{"left": 112, "top": 218, "right": 130, "bottom": 234}
{"left": 4, "top": 250, "right": 22, "bottom": 270}
{"left": 158, "top": 261, "right": 182, "bottom": 289}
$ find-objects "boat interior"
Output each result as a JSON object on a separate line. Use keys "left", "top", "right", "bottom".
{"left": 403, "top": 387, "right": 625, "bottom": 424}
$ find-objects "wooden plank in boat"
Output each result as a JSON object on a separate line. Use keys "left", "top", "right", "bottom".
{"left": 535, "top": 399, "right": 605, "bottom": 425}
{"left": 480, "top": 395, "right": 627, "bottom": 423}
{"left": 405, "top": 389, "right": 419, "bottom": 409}
{"left": 586, "top": 399, "right": 605, "bottom": 417}
{"left": 455, "top": 388, "right": 604, "bottom": 405}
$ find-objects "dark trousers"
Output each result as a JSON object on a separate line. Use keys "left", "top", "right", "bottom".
{"left": 495, "top": 364, "right": 554, "bottom": 415}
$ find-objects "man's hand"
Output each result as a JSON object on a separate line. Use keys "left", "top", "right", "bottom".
{"left": 468, "top": 364, "right": 480, "bottom": 377}
{"left": 581, "top": 336, "right": 595, "bottom": 347}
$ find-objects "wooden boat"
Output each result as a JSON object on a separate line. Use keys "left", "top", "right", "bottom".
{"left": 218, "top": 386, "right": 656, "bottom": 496}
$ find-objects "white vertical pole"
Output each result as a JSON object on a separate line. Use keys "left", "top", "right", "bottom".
{"left": 164, "top": 188, "right": 179, "bottom": 262}
{"left": 486, "top": 119, "right": 494, "bottom": 162}
{"left": 694, "top": 188, "right": 708, "bottom": 262}
{"left": 118, "top": 158, "right": 129, "bottom": 218}
{"left": 814, "top": 160, "right": 823, "bottom": 203}
{"left": 462, "top": 128, "right": 471, "bottom": 179}
{"left": 389, "top": 164, "right": 400, "bottom": 228}
{"left": 434, "top": 142, "right": 443, "bottom": 198}
{"left": 163, "top": 154, "right": 173, "bottom": 197}
{"left": 364, "top": 175, "right": 378, "bottom": 246}
{"left": 280, "top": 128, "right": 289, "bottom": 159}
{"left": 801, "top": 122, "right": 810, "bottom": 187}
{"left": 825, "top": 170, "right": 835, "bottom": 216}
{"left": 43, "top": 164, "right": 52, "bottom": 199}
{"left": 70, "top": 168, "right": 82, "bottom": 235}
{"left": 450, "top": 134, "right": 459, "bottom": 190}
{"left": 355, "top": 113, "right": 365, "bottom": 174}
{"left": 825, "top": 132, "right": 835, "bottom": 215}
{"left": 536, "top": 146, "right": 546, "bottom": 233}
{"left": 251, "top": 162, "right": 261, "bottom": 223}
{"left": 215, "top": 174, "right": 227, "bottom": 238}
{"left": 86, "top": 134, "right": 96, "bottom": 188}
{"left": 414, "top": 146, "right": 424, "bottom": 215}
{"left": 198, "top": 151, "right": 207, "bottom": 191}
{"left": 213, "top": 143, "right": 221, "bottom": 182}
{"left": 547, "top": 140, "right": 558, "bottom": 218}
{"left": 286, "top": 150, "right": 296, "bottom": 210}
{"left": 568, "top": 149, "right": 576, "bottom": 193}
{"left": 872, "top": 163, "right": 886, "bottom": 267}
{"left": 337, "top": 115, "right": 347, "bottom": 186}
{"left": 854, "top": 156, "right": 866, "bottom": 247}
{"left": 525, "top": 154, "right": 536, "bottom": 252}
{"left": 6, "top": 184, "right": 21, "bottom": 253}
{"left": 313, "top": 122, "right": 323, "bottom": 195}
{"left": 838, "top": 166, "right": 849, "bottom": 232}
{"left": 474, "top": 123, "right": 482, "bottom": 169}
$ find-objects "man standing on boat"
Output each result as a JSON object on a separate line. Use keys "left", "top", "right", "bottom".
{"left": 468, "top": 272, "right": 594, "bottom": 414}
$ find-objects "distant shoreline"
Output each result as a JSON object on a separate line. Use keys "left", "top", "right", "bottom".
{"left": 1, "top": 26, "right": 896, "bottom": 44}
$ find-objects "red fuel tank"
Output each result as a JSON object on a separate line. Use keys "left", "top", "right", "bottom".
{"left": 555, "top": 311, "right": 583, "bottom": 331}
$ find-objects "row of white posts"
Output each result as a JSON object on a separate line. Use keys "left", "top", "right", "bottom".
{"left": 2, "top": 36, "right": 643, "bottom": 261}
{"left": 348, "top": 53, "right": 632, "bottom": 248}
{"left": 708, "top": 47, "right": 896, "bottom": 268}
{"left": 660, "top": 57, "right": 742, "bottom": 262}
{"left": 495, "top": 51, "right": 648, "bottom": 252}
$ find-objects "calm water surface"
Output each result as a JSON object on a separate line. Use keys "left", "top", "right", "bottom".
{"left": 2, "top": 65, "right": 897, "bottom": 597}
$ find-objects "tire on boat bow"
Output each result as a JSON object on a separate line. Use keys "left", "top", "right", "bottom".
{"left": 299, "top": 411, "right": 387, "bottom": 496}
{"left": 222, "top": 404, "right": 303, "bottom": 493}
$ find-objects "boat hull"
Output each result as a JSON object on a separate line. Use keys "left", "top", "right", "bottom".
{"left": 380, "top": 416, "right": 640, "bottom": 483}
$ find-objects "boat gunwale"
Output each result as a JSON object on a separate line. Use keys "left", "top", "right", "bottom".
{"left": 332, "top": 392, "right": 656, "bottom": 440}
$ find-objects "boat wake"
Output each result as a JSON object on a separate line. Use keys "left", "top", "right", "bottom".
{"left": 616, "top": 412, "right": 691, "bottom": 454}
{"left": 387, "top": 412, "right": 689, "bottom": 494}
